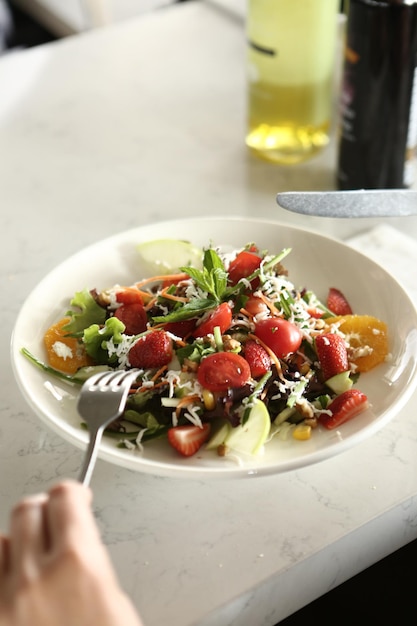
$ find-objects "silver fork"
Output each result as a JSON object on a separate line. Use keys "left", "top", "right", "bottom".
{"left": 77, "top": 369, "right": 141, "bottom": 486}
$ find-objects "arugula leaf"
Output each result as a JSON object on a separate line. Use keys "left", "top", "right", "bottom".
{"left": 20, "top": 348, "right": 109, "bottom": 384}
{"left": 63, "top": 289, "right": 106, "bottom": 335}
{"left": 152, "top": 298, "right": 215, "bottom": 324}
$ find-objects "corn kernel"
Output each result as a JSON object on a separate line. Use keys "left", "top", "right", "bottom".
{"left": 202, "top": 389, "right": 216, "bottom": 411}
{"left": 292, "top": 423, "right": 312, "bottom": 441}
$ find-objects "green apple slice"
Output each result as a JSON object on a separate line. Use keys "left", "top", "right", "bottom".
{"left": 225, "top": 399, "right": 271, "bottom": 456}
{"left": 325, "top": 370, "right": 353, "bottom": 394}
{"left": 137, "top": 239, "right": 203, "bottom": 274}
{"left": 206, "top": 421, "right": 231, "bottom": 450}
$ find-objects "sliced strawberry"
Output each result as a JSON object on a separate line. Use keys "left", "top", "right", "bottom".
{"left": 114, "top": 303, "right": 148, "bottom": 335}
{"left": 315, "top": 333, "right": 349, "bottom": 380}
{"left": 327, "top": 287, "right": 353, "bottom": 315}
{"left": 307, "top": 306, "right": 324, "bottom": 319}
{"left": 167, "top": 423, "right": 211, "bottom": 457}
{"left": 228, "top": 250, "right": 262, "bottom": 286}
{"left": 243, "top": 339, "right": 271, "bottom": 378}
{"left": 128, "top": 330, "right": 173, "bottom": 369}
{"left": 164, "top": 318, "right": 197, "bottom": 339}
{"left": 116, "top": 288, "right": 144, "bottom": 305}
{"left": 320, "top": 388, "right": 369, "bottom": 430}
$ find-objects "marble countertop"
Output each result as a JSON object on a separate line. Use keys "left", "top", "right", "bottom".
{"left": 1, "top": 2, "right": 417, "bottom": 625}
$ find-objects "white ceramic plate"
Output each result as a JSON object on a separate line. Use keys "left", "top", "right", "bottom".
{"left": 11, "top": 217, "right": 417, "bottom": 478}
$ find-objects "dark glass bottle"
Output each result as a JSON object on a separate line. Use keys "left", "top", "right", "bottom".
{"left": 337, "top": 0, "right": 417, "bottom": 189}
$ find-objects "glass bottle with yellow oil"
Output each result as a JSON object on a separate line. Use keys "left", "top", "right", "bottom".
{"left": 245, "top": 0, "right": 340, "bottom": 165}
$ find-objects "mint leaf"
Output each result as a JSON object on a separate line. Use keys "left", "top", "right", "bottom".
{"left": 180, "top": 248, "right": 227, "bottom": 301}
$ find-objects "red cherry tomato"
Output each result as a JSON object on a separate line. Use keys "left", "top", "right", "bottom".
{"left": 193, "top": 302, "right": 232, "bottom": 338}
{"left": 114, "top": 303, "right": 148, "bottom": 335}
{"left": 197, "top": 352, "right": 251, "bottom": 392}
{"left": 228, "top": 251, "right": 262, "bottom": 286}
{"left": 254, "top": 318, "right": 302, "bottom": 359}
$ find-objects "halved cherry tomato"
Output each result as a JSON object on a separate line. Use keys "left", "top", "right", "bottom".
{"left": 114, "top": 303, "right": 148, "bottom": 335}
{"left": 197, "top": 352, "right": 251, "bottom": 392}
{"left": 254, "top": 318, "right": 302, "bottom": 359}
{"left": 228, "top": 251, "right": 262, "bottom": 286}
{"left": 193, "top": 302, "right": 232, "bottom": 338}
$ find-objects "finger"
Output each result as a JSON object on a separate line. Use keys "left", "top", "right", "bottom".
{"left": 9, "top": 493, "right": 48, "bottom": 581}
{"left": 45, "top": 480, "right": 98, "bottom": 554}
{"left": 0, "top": 533, "right": 10, "bottom": 576}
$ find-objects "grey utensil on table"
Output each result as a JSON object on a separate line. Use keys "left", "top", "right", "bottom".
{"left": 276, "top": 189, "right": 417, "bottom": 218}
{"left": 77, "top": 369, "right": 141, "bottom": 486}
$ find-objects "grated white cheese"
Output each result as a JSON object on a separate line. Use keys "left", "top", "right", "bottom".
{"left": 52, "top": 341, "right": 73, "bottom": 360}
{"left": 106, "top": 334, "right": 138, "bottom": 369}
{"left": 184, "top": 405, "right": 204, "bottom": 428}
{"left": 106, "top": 286, "right": 123, "bottom": 310}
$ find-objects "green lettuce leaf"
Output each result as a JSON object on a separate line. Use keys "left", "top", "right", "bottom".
{"left": 83, "top": 317, "right": 126, "bottom": 364}
{"left": 63, "top": 289, "right": 106, "bottom": 335}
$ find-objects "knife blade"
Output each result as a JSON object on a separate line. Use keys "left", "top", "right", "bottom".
{"left": 276, "top": 189, "right": 417, "bottom": 218}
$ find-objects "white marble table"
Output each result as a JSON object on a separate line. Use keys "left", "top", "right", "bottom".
{"left": 1, "top": 2, "right": 417, "bottom": 625}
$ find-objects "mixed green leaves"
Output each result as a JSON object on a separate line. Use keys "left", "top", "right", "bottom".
{"left": 152, "top": 246, "right": 292, "bottom": 324}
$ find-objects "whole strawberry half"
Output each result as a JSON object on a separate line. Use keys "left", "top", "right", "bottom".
{"left": 320, "top": 388, "right": 369, "bottom": 430}
{"left": 315, "top": 333, "right": 349, "bottom": 381}
{"left": 128, "top": 330, "right": 173, "bottom": 369}
{"left": 327, "top": 287, "right": 353, "bottom": 315}
{"left": 244, "top": 339, "right": 271, "bottom": 378}
{"left": 168, "top": 423, "right": 211, "bottom": 457}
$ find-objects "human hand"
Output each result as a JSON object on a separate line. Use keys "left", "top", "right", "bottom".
{"left": 0, "top": 480, "right": 144, "bottom": 626}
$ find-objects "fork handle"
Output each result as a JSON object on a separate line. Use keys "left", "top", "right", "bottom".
{"left": 78, "top": 426, "right": 105, "bottom": 486}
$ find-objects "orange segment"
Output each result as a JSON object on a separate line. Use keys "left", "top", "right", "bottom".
{"left": 325, "top": 314, "right": 388, "bottom": 373}
{"left": 44, "top": 317, "right": 91, "bottom": 374}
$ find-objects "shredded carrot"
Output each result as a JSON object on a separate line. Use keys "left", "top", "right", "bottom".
{"left": 159, "top": 287, "right": 189, "bottom": 303}
{"left": 135, "top": 272, "right": 190, "bottom": 289}
{"left": 256, "top": 292, "right": 281, "bottom": 316}
{"left": 144, "top": 296, "right": 158, "bottom": 311}
{"left": 136, "top": 289, "right": 155, "bottom": 302}
{"left": 175, "top": 394, "right": 202, "bottom": 417}
{"left": 239, "top": 307, "right": 254, "bottom": 321}
{"left": 248, "top": 333, "right": 283, "bottom": 378}
{"left": 151, "top": 365, "right": 168, "bottom": 382}
{"left": 138, "top": 380, "right": 169, "bottom": 393}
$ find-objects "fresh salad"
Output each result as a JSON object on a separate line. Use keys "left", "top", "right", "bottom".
{"left": 23, "top": 240, "right": 389, "bottom": 459}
